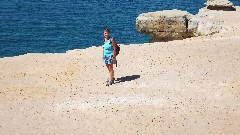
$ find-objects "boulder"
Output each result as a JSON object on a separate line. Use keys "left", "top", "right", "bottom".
{"left": 197, "top": 18, "right": 223, "bottom": 36}
{"left": 187, "top": 14, "right": 200, "bottom": 36}
{"left": 136, "top": 10, "right": 193, "bottom": 41}
{"left": 187, "top": 8, "right": 224, "bottom": 36}
{"left": 195, "top": 8, "right": 224, "bottom": 35}
{"left": 205, "top": 0, "right": 235, "bottom": 10}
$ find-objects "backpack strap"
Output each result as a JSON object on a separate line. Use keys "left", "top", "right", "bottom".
{"left": 103, "top": 37, "right": 113, "bottom": 43}
{"left": 109, "top": 37, "right": 113, "bottom": 43}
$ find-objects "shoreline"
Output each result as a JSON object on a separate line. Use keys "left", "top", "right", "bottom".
{"left": 2, "top": 5, "right": 240, "bottom": 59}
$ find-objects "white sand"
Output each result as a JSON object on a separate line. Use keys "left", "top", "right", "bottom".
{"left": 0, "top": 8, "right": 240, "bottom": 135}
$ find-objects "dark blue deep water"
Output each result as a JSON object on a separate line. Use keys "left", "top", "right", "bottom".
{"left": 1, "top": 0, "right": 240, "bottom": 58}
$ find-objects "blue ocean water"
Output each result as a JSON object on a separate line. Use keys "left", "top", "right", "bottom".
{"left": 1, "top": 0, "right": 240, "bottom": 58}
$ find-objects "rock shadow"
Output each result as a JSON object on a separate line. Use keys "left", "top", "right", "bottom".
{"left": 149, "top": 34, "right": 195, "bottom": 43}
{"left": 207, "top": 6, "right": 236, "bottom": 11}
{"left": 115, "top": 75, "right": 140, "bottom": 83}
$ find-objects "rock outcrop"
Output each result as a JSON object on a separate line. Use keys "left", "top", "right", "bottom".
{"left": 205, "top": 0, "right": 235, "bottom": 10}
{"left": 136, "top": 0, "right": 236, "bottom": 42}
{"left": 188, "top": 8, "right": 224, "bottom": 36}
{"left": 136, "top": 10, "right": 193, "bottom": 41}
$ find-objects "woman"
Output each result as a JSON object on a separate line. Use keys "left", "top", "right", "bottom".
{"left": 102, "top": 29, "right": 117, "bottom": 86}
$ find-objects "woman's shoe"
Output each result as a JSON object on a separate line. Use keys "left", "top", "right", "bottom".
{"left": 109, "top": 80, "right": 113, "bottom": 85}
{"left": 106, "top": 79, "right": 110, "bottom": 86}
{"left": 106, "top": 78, "right": 115, "bottom": 86}
{"left": 108, "top": 80, "right": 114, "bottom": 86}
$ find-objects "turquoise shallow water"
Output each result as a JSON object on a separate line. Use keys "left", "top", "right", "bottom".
{"left": 1, "top": 0, "right": 239, "bottom": 58}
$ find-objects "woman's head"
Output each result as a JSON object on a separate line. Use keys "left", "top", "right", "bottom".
{"left": 103, "top": 29, "right": 110, "bottom": 38}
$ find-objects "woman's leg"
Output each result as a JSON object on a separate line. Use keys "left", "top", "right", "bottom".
{"left": 106, "top": 64, "right": 114, "bottom": 81}
{"left": 110, "top": 64, "right": 114, "bottom": 81}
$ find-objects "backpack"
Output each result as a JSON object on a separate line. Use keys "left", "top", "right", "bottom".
{"left": 110, "top": 37, "right": 120, "bottom": 56}
{"left": 115, "top": 42, "right": 120, "bottom": 56}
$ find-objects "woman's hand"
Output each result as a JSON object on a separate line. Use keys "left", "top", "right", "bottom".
{"left": 111, "top": 57, "right": 115, "bottom": 63}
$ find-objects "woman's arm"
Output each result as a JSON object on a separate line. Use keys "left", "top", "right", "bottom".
{"left": 111, "top": 38, "right": 117, "bottom": 58}
{"left": 102, "top": 43, "right": 104, "bottom": 59}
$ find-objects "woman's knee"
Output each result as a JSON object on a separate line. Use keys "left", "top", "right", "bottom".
{"left": 109, "top": 68, "right": 113, "bottom": 72}
{"left": 108, "top": 65, "right": 114, "bottom": 71}
{"left": 106, "top": 64, "right": 112, "bottom": 70}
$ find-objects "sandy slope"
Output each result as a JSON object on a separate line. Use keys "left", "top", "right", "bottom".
{"left": 0, "top": 8, "right": 240, "bottom": 135}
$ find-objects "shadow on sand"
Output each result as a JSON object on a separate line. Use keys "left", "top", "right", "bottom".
{"left": 115, "top": 75, "right": 140, "bottom": 83}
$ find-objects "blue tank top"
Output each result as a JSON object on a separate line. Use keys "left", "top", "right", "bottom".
{"left": 103, "top": 38, "right": 113, "bottom": 56}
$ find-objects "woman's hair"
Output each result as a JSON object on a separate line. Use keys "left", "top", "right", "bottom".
{"left": 104, "top": 28, "right": 110, "bottom": 33}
